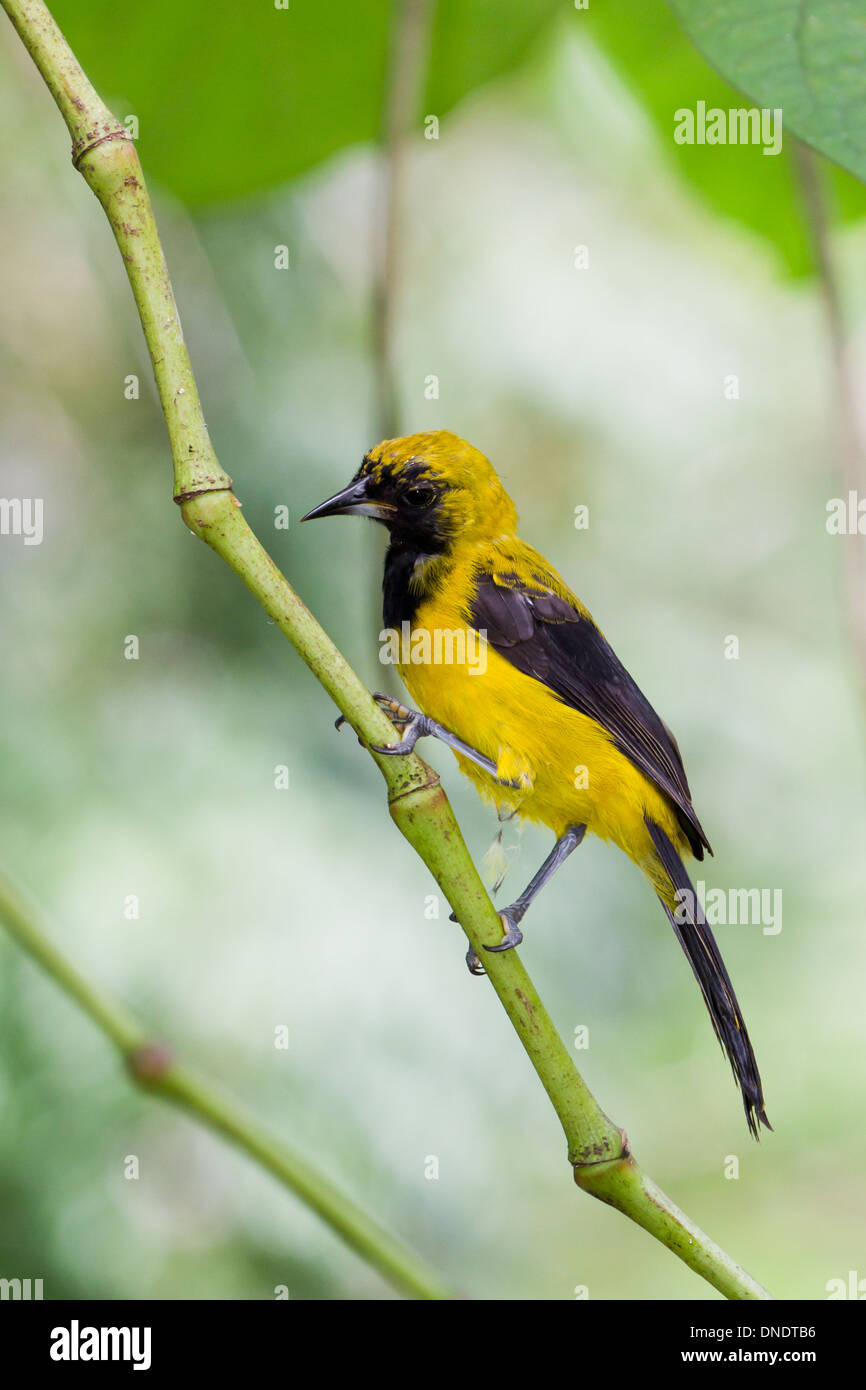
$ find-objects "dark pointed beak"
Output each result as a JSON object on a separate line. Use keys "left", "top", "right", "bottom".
{"left": 301, "top": 475, "right": 395, "bottom": 523}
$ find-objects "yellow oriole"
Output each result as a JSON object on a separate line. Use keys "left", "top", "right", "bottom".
{"left": 303, "top": 429, "right": 769, "bottom": 1136}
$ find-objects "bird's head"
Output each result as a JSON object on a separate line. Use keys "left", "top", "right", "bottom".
{"left": 301, "top": 430, "right": 518, "bottom": 550}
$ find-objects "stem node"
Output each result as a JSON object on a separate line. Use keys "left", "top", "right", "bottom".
{"left": 127, "top": 1041, "right": 175, "bottom": 1087}
{"left": 72, "top": 125, "right": 133, "bottom": 169}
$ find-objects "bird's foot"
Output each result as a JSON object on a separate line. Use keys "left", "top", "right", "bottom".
{"left": 341, "top": 692, "right": 521, "bottom": 786}
{"left": 465, "top": 945, "right": 486, "bottom": 976}
{"left": 364, "top": 693, "right": 508, "bottom": 782}
{"left": 367, "top": 693, "right": 432, "bottom": 755}
{"left": 334, "top": 693, "right": 415, "bottom": 742}
{"left": 484, "top": 907, "right": 524, "bottom": 955}
{"left": 451, "top": 907, "right": 523, "bottom": 972}
{"left": 448, "top": 911, "right": 487, "bottom": 976}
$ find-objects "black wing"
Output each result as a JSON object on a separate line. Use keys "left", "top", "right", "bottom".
{"left": 468, "top": 571, "right": 711, "bottom": 859}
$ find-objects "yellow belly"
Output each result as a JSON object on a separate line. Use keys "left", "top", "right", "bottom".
{"left": 396, "top": 611, "right": 686, "bottom": 885}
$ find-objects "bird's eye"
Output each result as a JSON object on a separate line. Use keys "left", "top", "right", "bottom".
{"left": 404, "top": 484, "right": 437, "bottom": 508}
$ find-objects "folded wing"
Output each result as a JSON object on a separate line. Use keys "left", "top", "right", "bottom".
{"left": 467, "top": 568, "right": 711, "bottom": 860}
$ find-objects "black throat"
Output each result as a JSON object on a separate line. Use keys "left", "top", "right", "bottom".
{"left": 382, "top": 540, "right": 438, "bottom": 629}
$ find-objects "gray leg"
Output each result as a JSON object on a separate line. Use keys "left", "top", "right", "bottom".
{"left": 485, "top": 823, "right": 587, "bottom": 955}
{"left": 458, "top": 823, "right": 586, "bottom": 974}
{"left": 363, "top": 693, "right": 523, "bottom": 788}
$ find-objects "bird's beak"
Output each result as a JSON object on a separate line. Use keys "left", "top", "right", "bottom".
{"left": 300, "top": 475, "right": 394, "bottom": 523}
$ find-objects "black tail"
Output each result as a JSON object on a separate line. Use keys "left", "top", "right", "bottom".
{"left": 645, "top": 818, "right": 771, "bottom": 1138}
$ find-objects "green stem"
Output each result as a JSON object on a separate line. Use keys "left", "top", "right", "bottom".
{"left": 0, "top": 869, "right": 453, "bottom": 1301}
{"left": 373, "top": 0, "right": 436, "bottom": 439}
{"left": 0, "top": 870, "right": 144, "bottom": 1055}
{"left": 2, "top": 0, "right": 772, "bottom": 1300}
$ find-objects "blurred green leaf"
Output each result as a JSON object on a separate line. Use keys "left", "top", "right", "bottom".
{"left": 671, "top": 0, "right": 866, "bottom": 184}
{"left": 589, "top": 0, "right": 866, "bottom": 274}
{"left": 49, "top": 0, "right": 559, "bottom": 205}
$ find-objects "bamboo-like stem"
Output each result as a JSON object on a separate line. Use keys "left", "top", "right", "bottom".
{"left": 373, "top": 0, "right": 435, "bottom": 439}
{"left": 0, "top": 868, "right": 454, "bottom": 1301}
{"left": 2, "top": 0, "right": 772, "bottom": 1300}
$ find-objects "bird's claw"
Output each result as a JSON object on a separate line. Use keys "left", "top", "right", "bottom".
{"left": 368, "top": 693, "right": 431, "bottom": 755}
{"left": 483, "top": 910, "right": 524, "bottom": 954}
{"left": 334, "top": 713, "right": 367, "bottom": 746}
{"left": 455, "top": 908, "right": 522, "bottom": 970}
{"left": 337, "top": 694, "right": 424, "bottom": 751}
{"left": 451, "top": 912, "right": 486, "bottom": 975}
{"left": 358, "top": 692, "right": 425, "bottom": 756}
{"left": 465, "top": 946, "right": 486, "bottom": 976}
{"left": 371, "top": 692, "right": 413, "bottom": 721}
{"left": 369, "top": 724, "right": 423, "bottom": 756}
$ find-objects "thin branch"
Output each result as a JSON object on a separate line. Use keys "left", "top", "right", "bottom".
{"left": 368, "top": 0, "right": 436, "bottom": 672}
{"left": 373, "top": 0, "right": 435, "bottom": 439}
{"left": 0, "top": 868, "right": 454, "bottom": 1300}
{"left": 794, "top": 141, "right": 866, "bottom": 695}
{"left": 2, "top": 0, "right": 772, "bottom": 1300}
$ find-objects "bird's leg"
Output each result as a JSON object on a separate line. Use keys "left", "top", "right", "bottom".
{"left": 361, "top": 692, "right": 523, "bottom": 786}
{"left": 456, "top": 823, "right": 587, "bottom": 974}
{"left": 484, "top": 823, "right": 587, "bottom": 956}
{"left": 338, "top": 692, "right": 547, "bottom": 975}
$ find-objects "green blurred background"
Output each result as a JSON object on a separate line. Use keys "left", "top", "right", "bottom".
{"left": 1, "top": 2, "right": 865, "bottom": 1300}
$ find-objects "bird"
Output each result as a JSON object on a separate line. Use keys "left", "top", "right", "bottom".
{"left": 302, "top": 429, "right": 770, "bottom": 1136}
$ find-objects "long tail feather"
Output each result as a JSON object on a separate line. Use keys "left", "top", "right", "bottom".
{"left": 645, "top": 817, "right": 771, "bottom": 1138}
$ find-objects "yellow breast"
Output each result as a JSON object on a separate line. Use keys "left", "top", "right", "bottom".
{"left": 394, "top": 591, "right": 684, "bottom": 874}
